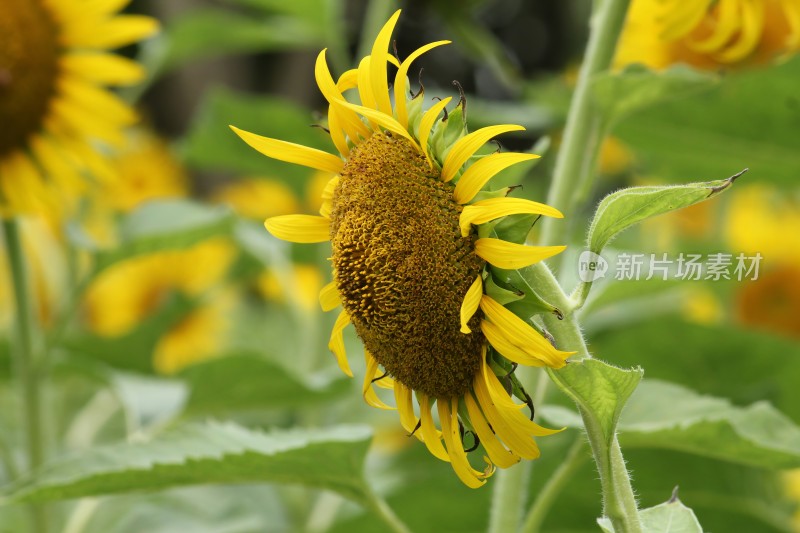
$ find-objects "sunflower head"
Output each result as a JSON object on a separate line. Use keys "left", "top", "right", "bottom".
{"left": 617, "top": 0, "right": 800, "bottom": 69}
{"left": 232, "top": 10, "right": 573, "bottom": 487}
{"left": 0, "top": 0, "right": 158, "bottom": 214}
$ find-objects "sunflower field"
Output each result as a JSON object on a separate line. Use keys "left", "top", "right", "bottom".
{"left": 1, "top": 1, "right": 800, "bottom": 532}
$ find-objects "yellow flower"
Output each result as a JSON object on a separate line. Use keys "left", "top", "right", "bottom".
{"left": 257, "top": 264, "right": 324, "bottom": 314}
{"left": 0, "top": 0, "right": 158, "bottom": 215}
{"left": 617, "top": 0, "right": 800, "bottom": 69}
{"left": 100, "top": 130, "right": 188, "bottom": 213}
{"left": 784, "top": 469, "right": 800, "bottom": 531}
{"left": 232, "top": 11, "right": 571, "bottom": 488}
{"left": 213, "top": 177, "right": 300, "bottom": 219}
{"left": 153, "top": 289, "right": 235, "bottom": 375}
{"left": 83, "top": 239, "right": 236, "bottom": 370}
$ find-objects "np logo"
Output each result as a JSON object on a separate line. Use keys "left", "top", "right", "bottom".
{"left": 578, "top": 251, "right": 609, "bottom": 282}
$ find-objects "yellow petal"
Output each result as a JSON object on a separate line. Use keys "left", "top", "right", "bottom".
{"left": 465, "top": 392, "right": 520, "bottom": 469}
{"left": 369, "top": 10, "right": 402, "bottom": 116}
{"left": 264, "top": 215, "right": 330, "bottom": 243}
{"left": 474, "top": 238, "right": 566, "bottom": 270}
{"left": 660, "top": 0, "right": 712, "bottom": 41}
{"left": 328, "top": 310, "right": 353, "bottom": 377}
{"left": 459, "top": 197, "right": 563, "bottom": 237}
{"left": 61, "top": 15, "right": 159, "bottom": 49}
{"left": 438, "top": 398, "right": 490, "bottom": 488}
{"left": 717, "top": 0, "right": 765, "bottom": 62}
{"left": 28, "top": 135, "right": 86, "bottom": 195}
{"left": 394, "top": 40, "right": 451, "bottom": 128}
{"left": 338, "top": 101, "right": 416, "bottom": 144}
{"left": 441, "top": 125, "right": 525, "bottom": 182}
{"left": 61, "top": 53, "right": 145, "bottom": 85}
{"left": 394, "top": 382, "right": 424, "bottom": 441}
{"left": 473, "top": 365, "right": 540, "bottom": 459}
{"left": 357, "top": 56, "right": 378, "bottom": 114}
{"left": 230, "top": 126, "right": 343, "bottom": 174}
{"left": 49, "top": 97, "right": 125, "bottom": 147}
{"left": 480, "top": 295, "right": 571, "bottom": 367}
{"left": 418, "top": 97, "right": 452, "bottom": 168}
{"left": 689, "top": 0, "right": 739, "bottom": 53}
{"left": 460, "top": 275, "right": 483, "bottom": 333}
{"left": 363, "top": 351, "right": 394, "bottom": 410}
{"left": 453, "top": 152, "right": 540, "bottom": 204}
{"left": 58, "top": 77, "right": 137, "bottom": 124}
{"left": 420, "top": 395, "right": 450, "bottom": 462}
{"left": 319, "top": 281, "right": 341, "bottom": 311}
{"left": 327, "top": 104, "right": 350, "bottom": 157}
{"left": 481, "top": 320, "right": 547, "bottom": 368}
{"left": 315, "top": 50, "right": 370, "bottom": 141}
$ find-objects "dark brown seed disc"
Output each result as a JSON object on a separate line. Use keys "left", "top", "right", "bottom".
{"left": 0, "top": 0, "right": 60, "bottom": 157}
{"left": 330, "top": 132, "right": 485, "bottom": 399}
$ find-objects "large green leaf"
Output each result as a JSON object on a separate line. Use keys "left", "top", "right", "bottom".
{"left": 544, "top": 380, "right": 800, "bottom": 470}
{"left": 598, "top": 494, "right": 704, "bottom": 533}
{"left": 586, "top": 172, "right": 743, "bottom": 255}
{"left": 548, "top": 359, "right": 643, "bottom": 445}
{"left": 592, "top": 64, "right": 718, "bottom": 127}
{"left": 160, "top": 10, "right": 321, "bottom": 70}
{"left": 182, "top": 88, "right": 333, "bottom": 180}
{"left": 613, "top": 56, "right": 800, "bottom": 186}
{"left": 180, "top": 353, "right": 350, "bottom": 415}
{"left": 2, "top": 423, "right": 372, "bottom": 504}
{"left": 93, "top": 200, "right": 236, "bottom": 273}
{"left": 622, "top": 381, "right": 800, "bottom": 469}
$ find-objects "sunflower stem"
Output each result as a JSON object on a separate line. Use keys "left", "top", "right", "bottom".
{"left": 2, "top": 218, "right": 48, "bottom": 533}
{"left": 521, "top": 437, "right": 589, "bottom": 533}
{"left": 487, "top": 462, "right": 531, "bottom": 533}
{"left": 363, "top": 485, "right": 412, "bottom": 533}
{"left": 538, "top": 0, "right": 631, "bottom": 257}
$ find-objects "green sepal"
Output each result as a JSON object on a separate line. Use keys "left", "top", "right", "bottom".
{"left": 492, "top": 213, "right": 540, "bottom": 245}
{"left": 432, "top": 101, "right": 468, "bottom": 161}
{"left": 484, "top": 273, "right": 524, "bottom": 305}
{"left": 471, "top": 187, "right": 517, "bottom": 203}
{"left": 406, "top": 90, "right": 426, "bottom": 141}
{"left": 490, "top": 266, "right": 564, "bottom": 320}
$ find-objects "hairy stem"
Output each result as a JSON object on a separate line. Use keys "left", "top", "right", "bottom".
{"left": 538, "top": 0, "right": 632, "bottom": 256}
{"left": 363, "top": 486, "right": 412, "bottom": 533}
{"left": 2, "top": 219, "right": 48, "bottom": 533}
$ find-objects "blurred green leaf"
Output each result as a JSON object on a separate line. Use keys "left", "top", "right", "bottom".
{"left": 183, "top": 88, "right": 333, "bottom": 180}
{"left": 160, "top": 10, "right": 320, "bottom": 70}
{"left": 549, "top": 359, "right": 643, "bottom": 445}
{"left": 4, "top": 422, "right": 372, "bottom": 504}
{"left": 598, "top": 494, "right": 704, "bottom": 533}
{"left": 591, "top": 318, "right": 800, "bottom": 423}
{"left": 180, "top": 353, "right": 350, "bottom": 415}
{"left": 93, "top": 200, "right": 235, "bottom": 273}
{"left": 587, "top": 173, "right": 742, "bottom": 255}
{"left": 614, "top": 56, "right": 800, "bottom": 185}
{"left": 545, "top": 380, "right": 800, "bottom": 469}
{"left": 223, "top": 0, "right": 330, "bottom": 28}
{"left": 592, "top": 64, "right": 718, "bottom": 127}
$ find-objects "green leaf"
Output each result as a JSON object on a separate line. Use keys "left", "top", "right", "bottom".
{"left": 592, "top": 64, "right": 718, "bottom": 126}
{"left": 598, "top": 494, "right": 704, "bottom": 533}
{"left": 94, "top": 199, "right": 235, "bottom": 273}
{"left": 180, "top": 353, "right": 350, "bottom": 415}
{"left": 587, "top": 171, "right": 744, "bottom": 255}
{"left": 620, "top": 380, "right": 800, "bottom": 470}
{"left": 613, "top": 56, "right": 800, "bottom": 186}
{"left": 548, "top": 359, "right": 643, "bottom": 445}
{"left": 3, "top": 422, "right": 372, "bottom": 504}
{"left": 183, "top": 87, "right": 333, "bottom": 179}
{"left": 160, "top": 10, "right": 321, "bottom": 70}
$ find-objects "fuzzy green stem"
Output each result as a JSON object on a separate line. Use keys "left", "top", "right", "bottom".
{"left": 538, "top": 0, "right": 631, "bottom": 253}
{"left": 363, "top": 487, "right": 412, "bottom": 533}
{"left": 488, "top": 463, "right": 531, "bottom": 533}
{"left": 521, "top": 438, "right": 589, "bottom": 533}
{"left": 2, "top": 219, "right": 48, "bottom": 533}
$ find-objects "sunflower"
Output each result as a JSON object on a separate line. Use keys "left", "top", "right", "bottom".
{"left": 0, "top": 0, "right": 158, "bottom": 215}
{"left": 617, "top": 0, "right": 800, "bottom": 69}
{"left": 231, "top": 11, "right": 572, "bottom": 488}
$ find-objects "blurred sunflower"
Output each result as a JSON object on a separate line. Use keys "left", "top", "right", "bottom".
{"left": 232, "top": 11, "right": 572, "bottom": 487}
{"left": 617, "top": 0, "right": 800, "bottom": 69}
{"left": 0, "top": 0, "right": 158, "bottom": 214}
{"left": 83, "top": 238, "right": 236, "bottom": 374}
{"left": 726, "top": 184, "right": 800, "bottom": 338}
